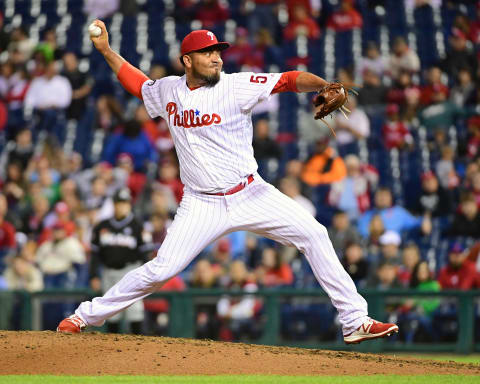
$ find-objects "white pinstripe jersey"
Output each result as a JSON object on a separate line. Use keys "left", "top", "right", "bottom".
{"left": 141, "top": 72, "right": 282, "bottom": 193}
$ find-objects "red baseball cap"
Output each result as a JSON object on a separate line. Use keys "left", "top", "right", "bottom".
{"left": 180, "top": 30, "right": 230, "bottom": 56}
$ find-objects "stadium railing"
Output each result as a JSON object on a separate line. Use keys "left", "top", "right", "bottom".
{"left": 0, "top": 289, "right": 478, "bottom": 354}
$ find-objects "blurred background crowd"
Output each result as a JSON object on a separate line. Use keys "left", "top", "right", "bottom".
{"left": 0, "top": 0, "right": 479, "bottom": 343}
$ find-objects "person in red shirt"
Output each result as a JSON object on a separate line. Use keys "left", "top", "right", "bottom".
{"left": 143, "top": 275, "right": 186, "bottom": 335}
{"left": 382, "top": 104, "right": 413, "bottom": 150}
{"left": 438, "top": 243, "right": 478, "bottom": 290}
{"left": 38, "top": 201, "right": 76, "bottom": 244}
{"left": 222, "top": 27, "right": 256, "bottom": 71}
{"left": 255, "top": 247, "right": 293, "bottom": 287}
{"left": 466, "top": 116, "right": 480, "bottom": 160}
{"left": 0, "top": 193, "right": 16, "bottom": 273}
{"left": 157, "top": 159, "right": 184, "bottom": 204}
{"left": 194, "top": 0, "right": 229, "bottom": 29}
{"left": 420, "top": 67, "right": 449, "bottom": 106}
{"left": 327, "top": 0, "right": 363, "bottom": 32}
{"left": 116, "top": 153, "right": 146, "bottom": 203}
{"left": 284, "top": 3, "right": 321, "bottom": 41}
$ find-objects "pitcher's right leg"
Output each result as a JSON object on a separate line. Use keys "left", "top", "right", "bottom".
{"left": 72, "top": 192, "right": 230, "bottom": 328}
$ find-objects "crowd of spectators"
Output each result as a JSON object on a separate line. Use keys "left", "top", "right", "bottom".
{"left": 0, "top": 0, "right": 479, "bottom": 342}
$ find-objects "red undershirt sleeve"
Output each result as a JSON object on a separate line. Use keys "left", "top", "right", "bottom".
{"left": 116, "top": 62, "right": 150, "bottom": 100}
{"left": 271, "top": 71, "right": 301, "bottom": 94}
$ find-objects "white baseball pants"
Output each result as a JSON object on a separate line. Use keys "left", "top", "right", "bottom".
{"left": 76, "top": 175, "right": 368, "bottom": 335}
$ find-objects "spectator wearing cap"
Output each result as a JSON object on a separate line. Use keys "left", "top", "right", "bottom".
{"left": 413, "top": 171, "right": 453, "bottom": 217}
{"left": 388, "top": 37, "right": 421, "bottom": 79}
{"left": 382, "top": 104, "right": 413, "bottom": 150}
{"left": 328, "top": 154, "right": 378, "bottom": 221}
{"left": 279, "top": 177, "right": 316, "bottom": 218}
{"left": 208, "top": 238, "right": 232, "bottom": 286}
{"left": 358, "top": 187, "right": 431, "bottom": 238}
{"left": 284, "top": 3, "right": 321, "bottom": 41}
{"left": 327, "top": 0, "right": 363, "bottom": 32}
{"left": 102, "top": 119, "right": 158, "bottom": 172}
{"left": 328, "top": 210, "right": 361, "bottom": 256}
{"left": 301, "top": 137, "right": 347, "bottom": 187}
{"left": 379, "top": 230, "right": 402, "bottom": 266}
{"left": 440, "top": 28, "right": 477, "bottom": 80}
{"left": 35, "top": 221, "right": 86, "bottom": 288}
{"left": 89, "top": 187, "right": 153, "bottom": 334}
{"left": 420, "top": 67, "right": 449, "bottom": 106}
{"left": 341, "top": 242, "right": 370, "bottom": 288}
{"left": 39, "top": 201, "right": 76, "bottom": 244}
{"left": 446, "top": 192, "right": 480, "bottom": 238}
{"left": 438, "top": 243, "right": 478, "bottom": 290}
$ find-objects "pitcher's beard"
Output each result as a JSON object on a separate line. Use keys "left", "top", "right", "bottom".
{"left": 193, "top": 67, "right": 220, "bottom": 86}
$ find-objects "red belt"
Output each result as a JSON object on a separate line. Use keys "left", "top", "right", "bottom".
{"left": 205, "top": 175, "right": 254, "bottom": 196}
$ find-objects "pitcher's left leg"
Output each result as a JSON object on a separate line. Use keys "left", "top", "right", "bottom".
{"left": 230, "top": 180, "right": 368, "bottom": 335}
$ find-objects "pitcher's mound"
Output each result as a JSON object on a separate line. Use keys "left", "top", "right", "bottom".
{"left": 0, "top": 331, "right": 478, "bottom": 376}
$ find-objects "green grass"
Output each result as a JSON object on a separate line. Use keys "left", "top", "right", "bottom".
{"left": 0, "top": 376, "right": 479, "bottom": 384}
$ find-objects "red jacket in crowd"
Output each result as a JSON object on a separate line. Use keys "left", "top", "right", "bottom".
{"left": 438, "top": 260, "right": 478, "bottom": 290}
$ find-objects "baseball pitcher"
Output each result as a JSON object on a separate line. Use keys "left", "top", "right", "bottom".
{"left": 58, "top": 20, "right": 398, "bottom": 344}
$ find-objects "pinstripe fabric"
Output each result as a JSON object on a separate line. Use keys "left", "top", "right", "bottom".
{"left": 140, "top": 72, "right": 281, "bottom": 193}
{"left": 76, "top": 190, "right": 231, "bottom": 326}
{"left": 224, "top": 176, "right": 368, "bottom": 335}
{"left": 77, "top": 178, "right": 368, "bottom": 334}
{"left": 76, "top": 71, "right": 369, "bottom": 335}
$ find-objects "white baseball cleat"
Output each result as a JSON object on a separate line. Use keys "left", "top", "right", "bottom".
{"left": 344, "top": 317, "right": 399, "bottom": 344}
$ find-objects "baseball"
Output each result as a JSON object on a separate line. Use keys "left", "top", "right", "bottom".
{"left": 88, "top": 23, "right": 102, "bottom": 38}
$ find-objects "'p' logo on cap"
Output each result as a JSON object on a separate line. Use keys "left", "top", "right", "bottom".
{"left": 180, "top": 30, "right": 230, "bottom": 56}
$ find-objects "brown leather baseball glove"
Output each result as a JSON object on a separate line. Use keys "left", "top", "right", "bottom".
{"left": 313, "top": 82, "right": 357, "bottom": 136}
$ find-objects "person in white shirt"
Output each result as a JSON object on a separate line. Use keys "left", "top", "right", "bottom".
{"left": 24, "top": 61, "right": 72, "bottom": 142}
{"left": 333, "top": 95, "right": 370, "bottom": 150}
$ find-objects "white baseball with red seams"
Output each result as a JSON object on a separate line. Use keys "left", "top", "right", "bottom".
{"left": 75, "top": 71, "right": 370, "bottom": 336}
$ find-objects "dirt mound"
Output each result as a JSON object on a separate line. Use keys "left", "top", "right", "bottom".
{"left": 0, "top": 331, "right": 478, "bottom": 376}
